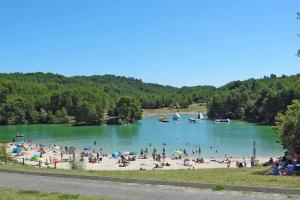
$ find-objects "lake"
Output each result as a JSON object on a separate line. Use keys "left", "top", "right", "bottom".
{"left": 0, "top": 114, "right": 283, "bottom": 157}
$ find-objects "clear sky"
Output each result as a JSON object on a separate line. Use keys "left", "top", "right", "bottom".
{"left": 0, "top": 0, "right": 299, "bottom": 87}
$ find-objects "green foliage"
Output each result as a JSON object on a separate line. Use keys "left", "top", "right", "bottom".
{"left": 113, "top": 96, "right": 142, "bottom": 124}
{"left": 0, "top": 73, "right": 215, "bottom": 125}
{"left": 212, "top": 184, "right": 225, "bottom": 191}
{"left": 0, "top": 144, "right": 11, "bottom": 161}
{"left": 207, "top": 75, "right": 300, "bottom": 124}
{"left": 275, "top": 100, "right": 300, "bottom": 152}
{"left": 0, "top": 188, "right": 109, "bottom": 200}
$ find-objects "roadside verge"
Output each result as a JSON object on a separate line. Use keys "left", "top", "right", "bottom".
{"left": 0, "top": 168, "right": 299, "bottom": 195}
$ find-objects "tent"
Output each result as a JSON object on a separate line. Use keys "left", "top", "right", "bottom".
{"left": 12, "top": 147, "right": 21, "bottom": 153}
{"left": 112, "top": 151, "right": 120, "bottom": 158}
{"left": 31, "top": 153, "right": 41, "bottom": 161}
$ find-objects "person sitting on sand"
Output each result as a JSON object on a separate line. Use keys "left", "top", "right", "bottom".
{"left": 272, "top": 162, "right": 281, "bottom": 175}
{"left": 153, "top": 163, "right": 162, "bottom": 169}
{"left": 263, "top": 157, "right": 274, "bottom": 166}
{"left": 286, "top": 159, "right": 294, "bottom": 176}
{"left": 128, "top": 156, "right": 136, "bottom": 161}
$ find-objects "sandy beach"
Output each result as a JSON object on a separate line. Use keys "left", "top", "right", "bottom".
{"left": 6, "top": 142, "right": 279, "bottom": 171}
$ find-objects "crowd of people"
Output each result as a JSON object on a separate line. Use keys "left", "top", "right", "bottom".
{"left": 265, "top": 154, "right": 300, "bottom": 176}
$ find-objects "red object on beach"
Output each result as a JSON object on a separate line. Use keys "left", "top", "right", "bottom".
{"left": 295, "top": 153, "right": 300, "bottom": 163}
{"left": 53, "top": 158, "right": 60, "bottom": 163}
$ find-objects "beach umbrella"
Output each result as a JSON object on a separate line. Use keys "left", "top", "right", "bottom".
{"left": 175, "top": 150, "right": 182, "bottom": 154}
{"left": 32, "top": 153, "right": 40, "bottom": 157}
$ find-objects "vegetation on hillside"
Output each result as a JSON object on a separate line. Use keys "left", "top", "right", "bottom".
{"left": 1, "top": 72, "right": 300, "bottom": 126}
{"left": 0, "top": 73, "right": 214, "bottom": 125}
{"left": 113, "top": 96, "right": 142, "bottom": 124}
{"left": 207, "top": 74, "right": 300, "bottom": 124}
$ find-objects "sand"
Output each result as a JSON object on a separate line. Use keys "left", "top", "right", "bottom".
{"left": 5, "top": 142, "right": 279, "bottom": 171}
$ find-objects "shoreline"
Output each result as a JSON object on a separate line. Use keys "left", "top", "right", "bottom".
{"left": 143, "top": 111, "right": 199, "bottom": 117}
{"left": 5, "top": 142, "right": 281, "bottom": 171}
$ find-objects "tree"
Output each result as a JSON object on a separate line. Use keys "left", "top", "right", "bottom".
{"left": 275, "top": 100, "right": 300, "bottom": 153}
{"left": 53, "top": 107, "right": 69, "bottom": 124}
{"left": 114, "top": 96, "right": 142, "bottom": 124}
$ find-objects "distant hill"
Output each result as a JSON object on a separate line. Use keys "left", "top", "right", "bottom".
{"left": 0, "top": 72, "right": 215, "bottom": 125}
{"left": 1, "top": 72, "right": 299, "bottom": 125}
{"left": 207, "top": 74, "right": 300, "bottom": 124}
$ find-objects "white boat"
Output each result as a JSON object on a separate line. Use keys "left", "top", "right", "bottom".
{"left": 173, "top": 113, "right": 180, "bottom": 120}
{"left": 198, "top": 112, "right": 208, "bottom": 120}
{"left": 215, "top": 118, "right": 231, "bottom": 123}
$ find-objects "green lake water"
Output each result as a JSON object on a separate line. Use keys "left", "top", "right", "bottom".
{"left": 0, "top": 114, "right": 283, "bottom": 157}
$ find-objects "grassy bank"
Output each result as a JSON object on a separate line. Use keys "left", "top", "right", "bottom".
{"left": 0, "top": 188, "right": 109, "bottom": 200}
{"left": 143, "top": 103, "right": 207, "bottom": 116}
{"left": 1, "top": 162, "right": 300, "bottom": 189}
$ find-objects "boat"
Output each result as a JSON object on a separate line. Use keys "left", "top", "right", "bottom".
{"left": 172, "top": 113, "right": 180, "bottom": 120}
{"left": 215, "top": 118, "right": 231, "bottom": 123}
{"left": 161, "top": 119, "right": 170, "bottom": 123}
{"left": 188, "top": 118, "right": 198, "bottom": 124}
{"left": 159, "top": 115, "right": 170, "bottom": 123}
{"left": 198, "top": 112, "right": 207, "bottom": 120}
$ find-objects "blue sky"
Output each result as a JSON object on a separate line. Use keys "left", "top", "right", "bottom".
{"left": 0, "top": 0, "right": 299, "bottom": 87}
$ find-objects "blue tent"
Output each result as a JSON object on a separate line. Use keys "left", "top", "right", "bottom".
{"left": 112, "top": 151, "right": 120, "bottom": 158}
{"left": 12, "top": 147, "right": 21, "bottom": 153}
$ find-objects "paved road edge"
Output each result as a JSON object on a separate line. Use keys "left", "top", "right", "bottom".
{"left": 0, "top": 168, "right": 299, "bottom": 195}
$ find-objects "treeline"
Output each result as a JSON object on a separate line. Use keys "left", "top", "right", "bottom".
{"left": 0, "top": 73, "right": 214, "bottom": 125}
{"left": 207, "top": 74, "right": 300, "bottom": 124}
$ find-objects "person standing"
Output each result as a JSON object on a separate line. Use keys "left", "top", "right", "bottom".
{"left": 250, "top": 157, "right": 255, "bottom": 167}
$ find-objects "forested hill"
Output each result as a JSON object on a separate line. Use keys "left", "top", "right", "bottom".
{"left": 0, "top": 73, "right": 215, "bottom": 125}
{"left": 207, "top": 74, "right": 300, "bottom": 124}
{"left": 1, "top": 72, "right": 299, "bottom": 125}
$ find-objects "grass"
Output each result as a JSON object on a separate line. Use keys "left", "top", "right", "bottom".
{"left": 212, "top": 184, "right": 225, "bottom": 191}
{"left": 1, "top": 162, "right": 300, "bottom": 189}
{"left": 0, "top": 188, "right": 110, "bottom": 200}
{"left": 143, "top": 103, "right": 207, "bottom": 116}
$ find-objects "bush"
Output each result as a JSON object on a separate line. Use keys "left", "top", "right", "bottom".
{"left": 0, "top": 144, "right": 10, "bottom": 162}
{"left": 70, "top": 158, "right": 85, "bottom": 170}
{"left": 212, "top": 184, "right": 225, "bottom": 191}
